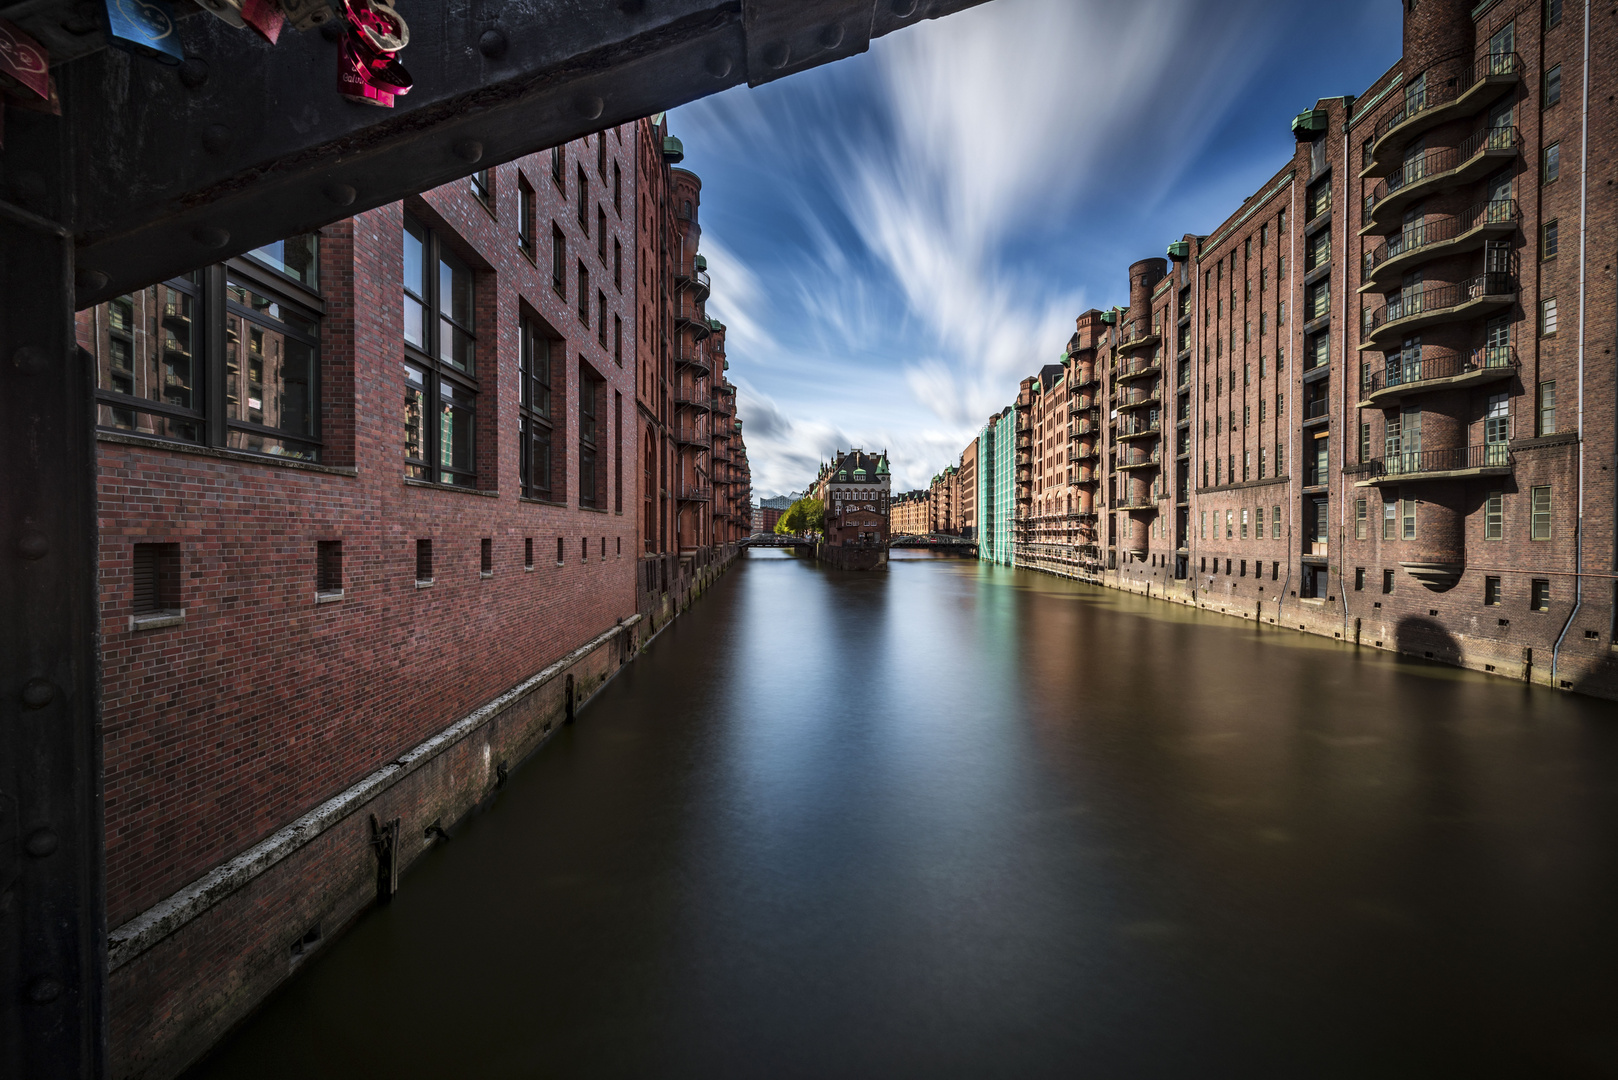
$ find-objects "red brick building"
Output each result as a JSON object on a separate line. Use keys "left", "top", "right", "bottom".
{"left": 80, "top": 121, "right": 749, "bottom": 1078}
{"left": 999, "top": 0, "right": 1616, "bottom": 698}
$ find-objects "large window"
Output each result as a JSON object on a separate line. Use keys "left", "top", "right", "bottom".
{"left": 403, "top": 216, "right": 478, "bottom": 487}
{"left": 91, "top": 235, "right": 323, "bottom": 461}
{"left": 520, "top": 318, "right": 563, "bottom": 501}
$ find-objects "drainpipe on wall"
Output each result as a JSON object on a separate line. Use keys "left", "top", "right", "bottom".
{"left": 1551, "top": 1, "right": 1592, "bottom": 687}
{"left": 1339, "top": 103, "right": 1353, "bottom": 637}
{"left": 1280, "top": 176, "right": 1299, "bottom": 623}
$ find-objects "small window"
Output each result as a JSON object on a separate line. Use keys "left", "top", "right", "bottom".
{"left": 1542, "top": 219, "right": 1559, "bottom": 259}
{"left": 1546, "top": 0, "right": 1562, "bottom": 29}
{"left": 1544, "top": 64, "right": 1562, "bottom": 107}
{"left": 1401, "top": 497, "right": 1416, "bottom": 540}
{"left": 557, "top": 536, "right": 564, "bottom": 564}
{"left": 598, "top": 290, "right": 608, "bottom": 346}
{"left": 1257, "top": 505, "right": 1266, "bottom": 538}
{"left": 1354, "top": 567, "right": 1365, "bottom": 591}
{"left": 1543, "top": 143, "right": 1560, "bottom": 183}
{"left": 470, "top": 168, "right": 493, "bottom": 209}
{"left": 581, "top": 537, "right": 589, "bottom": 562}
{"left": 551, "top": 224, "right": 566, "bottom": 294}
{"left": 1240, "top": 560, "right": 1248, "bottom": 577}
{"left": 1354, "top": 498, "right": 1367, "bottom": 539}
{"left": 1383, "top": 568, "right": 1394, "bottom": 594}
{"left": 614, "top": 315, "right": 623, "bottom": 367}
{"left": 578, "top": 262, "right": 590, "bottom": 324}
{"left": 1241, "top": 508, "right": 1249, "bottom": 539}
{"left": 577, "top": 165, "right": 589, "bottom": 227}
{"left": 614, "top": 239, "right": 622, "bottom": 290}
{"left": 1225, "top": 558, "right": 1232, "bottom": 575}
{"left": 1540, "top": 297, "right": 1558, "bottom": 336}
{"left": 524, "top": 537, "right": 534, "bottom": 569}
{"left": 597, "top": 206, "right": 608, "bottom": 262}
{"left": 481, "top": 538, "right": 493, "bottom": 576}
{"left": 1484, "top": 576, "right": 1502, "bottom": 606}
{"left": 517, "top": 176, "right": 535, "bottom": 256}
{"left": 1538, "top": 381, "right": 1557, "bottom": 435}
{"left": 317, "top": 540, "right": 343, "bottom": 593}
{"left": 1485, "top": 490, "right": 1503, "bottom": 539}
{"left": 1272, "top": 505, "right": 1281, "bottom": 539}
{"left": 416, "top": 539, "right": 433, "bottom": 583}
{"left": 1531, "top": 486, "right": 1552, "bottom": 539}
{"left": 551, "top": 145, "right": 564, "bottom": 184}
{"left": 1531, "top": 578, "right": 1551, "bottom": 611}
{"left": 132, "top": 542, "right": 181, "bottom": 614}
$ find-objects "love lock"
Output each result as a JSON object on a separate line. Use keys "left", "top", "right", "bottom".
{"left": 278, "top": 0, "right": 334, "bottom": 31}
{"left": 336, "top": 0, "right": 411, "bottom": 108}
{"left": 196, "top": 0, "right": 286, "bottom": 43}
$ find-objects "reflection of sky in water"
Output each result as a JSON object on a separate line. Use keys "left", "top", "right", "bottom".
{"left": 193, "top": 552, "right": 1618, "bottom": 1080}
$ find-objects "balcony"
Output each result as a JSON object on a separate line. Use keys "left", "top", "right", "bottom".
{"left": 674, "top": 344, "right": 711, "bottom": 375}
{"left": 1069, "top": 420, "right": 1093, "bottom": 438}
{"left": 676, "top": 482, "right": 713, "bottom": 502}
{"left": 1361, "top": 53, "right": 1523, "bottom": 178}
{"left": 1068, "top": 398, "right": 1095, "bottom": 416}
{"left": 1117, "top": 419, "right": 1161, "bottom": 442}
{"left": 1116, "top": 392, "right": 1159, "bottom": 413}
{"left": 676, "top": 265, "right": 712, "bottom": 301}
{"left": 1071, "top": 445, "right": 1099, "bottom": 462}
{"left": 1117, "top": 452, "right": 1161, "bottom": 472}
{"left": 673, "top": 388, "right": 711, "bottom": 411}
{"left": 675, "top": 299, "right": 711, "bottom": 337}
{"left": 1361, "top": 199, "right": 1520, "bottom": 292}
{"left": 1117, "top": 326, "right": 1161, "bottom": 354}
{"left": 1362, "top": 126, "right": 1519, "bottom": 233}
{"left": 1358, "top": 345, "right": 1518, "bottom": 405}
{"left": 1115, "top": 357, "right": 1161, "bottom": 384}
{"left": 1071, "top": 371, "right": 1100, "bottom": 391}
{"left": 1115, "top": 500, "right": 1158, "bottom": 512}
{"left": 1353, "top": 443, "right": 1513, "bottom": 486}
{"left": 673, "top": 428, "right": 708, "bottom": 448}
{"left": 1360, "top": 272, "right": 1515, "bottom": 350}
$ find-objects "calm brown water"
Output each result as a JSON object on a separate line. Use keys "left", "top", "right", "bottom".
{"left": 189, "top": 550, "right": 1618, "bottom": 1079}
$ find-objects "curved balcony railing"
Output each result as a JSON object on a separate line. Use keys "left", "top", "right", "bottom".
{"left": 1361, "top": 272, "right": 1515, "bottom": 348}
{"left": 1356, "top": 443, "right": 1512, "bottom": 481}
{"left": 1365, "top": 53, "right": 1522, "bottom": 173}
{"left": 1117, "top": 451, "right": 1161, "bottom": 471}
{"left": 673, "top": 427, "right": 708, "bottom": 448}
{"left": 676, "top": 482, "right": 713, "bottom": 501}
{"left": 1116, "top": 392, "right": 1160, "bottom": 412}
{"left": 674, "top": 344, "right": 710, "bottom": 373}
{"left": 1115, "top": 357, "right": 1160, "bottom": 382}
{"left": 1362, "top": 199, "right": 1519, "bottom": 288}
{"left": 1118, "top": 417, "right": 1161, "bottom": 440}
{"left": 673, "top": 389, "right": 711, "bottom": 411}
{"left": 1364, "top": 126, "right": 1518, "bottom": 228}
{"left": 1069, "top": 420, "right": 1093, "bottom": 437}
{"left": 1359, "top": 345, "right": 1517, "bottom": 398}
{"left": 1068, "top": 398, "right": 1094, "bottom": 415}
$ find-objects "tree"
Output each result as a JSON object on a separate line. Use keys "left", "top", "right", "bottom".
{"left": 774, "top": 496, "right": 824, "bottom": 537}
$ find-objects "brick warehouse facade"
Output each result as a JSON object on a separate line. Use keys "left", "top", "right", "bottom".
{"left": 79, "top": 122, "right": 748, "bottom": 1079}
{"left": 953, "top": 0, "right": 1617, "bottom": 698}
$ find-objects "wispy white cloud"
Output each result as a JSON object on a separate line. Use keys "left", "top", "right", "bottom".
{"left": 672, "top": 0, "right": 1389, "bottom": 497}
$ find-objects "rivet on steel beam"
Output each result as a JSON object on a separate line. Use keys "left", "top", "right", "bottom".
{"left": 453, "top": 140, "right": 484, "bottom": 163}
{"left": 478, "top": 29, "right": 507, "bottom": 58}
{"left": 27, "top": 977, "right": 63, "bottom": 1005}
{"left": 178, "top": 56, "right": 209, "bottom": 88}
{"left": 891, "top": 0, "right": 918, "bottom": 16}
{"left": 819, "top": 23, "right": 844, "bottom": 50}
{"left": 16, "top": 532, "right": 48, "bottom": 560}
{"left": 21, "top": 678, "right": 55, "bottom": 709}
{"left": 575, "top": 96, "right": 604, "bottom": 120}
{"left": 11, "top": 346, "right": 49, "bottom": 375}
{"left": 323, "top": 183, "right": 357, "bottom": 206}
{"left": 201, "top": 123, "right": 233, "bottom": 154}
{"left": 763, "top": 42, "right": 790, "bottom": 69}
{"left": 75, "top": 268, "right": 110, "bottom": 293}
{"left": 704, "top": 52, "right": 733, "bottom": 79}
{"left": 193, "top": 227, "right": 231, "bottom": 249}
{"left": 26, "top": 829, "right": 59, "bottom": 857}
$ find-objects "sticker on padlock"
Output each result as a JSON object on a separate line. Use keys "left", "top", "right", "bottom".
{"left": 278, "top": 0, "right": 333, "bottom": 31}
{"left": 0, "top": 18, "right": 51, "bottom": 101}
{"left": 341, "top": 0, "right": 407, "bottom": 53}
{"left": 335, "top": 0, "right": 410, "bottom": 108}
{"left": 102, "top": 0, "right": 185, "bottom": 65}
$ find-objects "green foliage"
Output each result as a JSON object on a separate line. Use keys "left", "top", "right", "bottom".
{"left": 774, "top": 496, "right": 825, "bottom": 536}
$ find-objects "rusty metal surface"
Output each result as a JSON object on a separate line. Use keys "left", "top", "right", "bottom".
{"left": 0, "top": 0, "right": 990, "bottom": 307}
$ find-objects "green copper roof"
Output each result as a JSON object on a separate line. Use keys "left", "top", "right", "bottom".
{"left": 694, "top": 254, "right": 708, "bottom": 271}
{"left": 662, "top": 136, "right": 685, "bottom": 163}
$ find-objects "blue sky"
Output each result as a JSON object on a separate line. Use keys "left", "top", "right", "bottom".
{"left": 670, "top": 0, "right": 1403, "bottom": 498}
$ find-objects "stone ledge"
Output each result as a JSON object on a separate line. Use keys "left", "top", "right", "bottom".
{"left": 107, "top": 612, "right": 642, "bottom": 972}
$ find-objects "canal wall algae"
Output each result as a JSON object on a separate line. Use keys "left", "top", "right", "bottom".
{"left": 110, "top": 547, "right": 741, "bottom": 1080}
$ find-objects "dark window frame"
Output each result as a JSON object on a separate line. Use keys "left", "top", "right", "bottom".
{"left": 578, "top": 360, "right": 605, "bottom": 510}
{"left": 403, "top": 215, "right": 479, "bottom": 489}
{"left": 519, "top": 316, "right": 565, "bottom": 503}
{"left": 92, "top": 244, "right": 325, "bottom": 463}
{"left": 517, "top": 174, "right": 536, "bottom": 259}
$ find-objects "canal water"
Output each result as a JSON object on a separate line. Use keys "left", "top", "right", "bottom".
{"left": 191, "top": 551, "right": 1618, "bottom": 1079}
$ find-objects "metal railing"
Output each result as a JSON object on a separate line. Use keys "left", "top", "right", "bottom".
{"left": 673, "top": 389, "right": 710, "bottom": 410}
{"left": 1116, "top": 357, "right": 1160, "bottom": 380}
{"left": 1070, "top": 420, "right": 1093, "bottom": 436}
{"left": 1359, "top": 442, "right": 1512, "bottom": 479}
{"left": 1367, "top": 126, "right": 1518, "bottom": 214}
{"left": 1360, "top": 345, "right": 1517, "bottom": 395}
{"left": 1117, "top": 391, "right": 1159, "bottom": 411}
{"left": 1304, "top": 396, "right": 1330, "bottom": 420}
{"left": 1369, "top": 52, "right": 1522, "bottom": 147}
{"left": 1363, "top": 272, "right": 1515, "bottom": 337}
{"left": 676, "top": 482, "right": 713, "bottom": 501}
{"left": 1118, "top": 417, "right": 1161, "bottom": 438}
{"left": 1363, "top": 199, "right": 1518, "bottom": 281}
